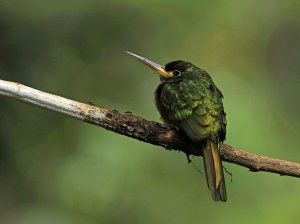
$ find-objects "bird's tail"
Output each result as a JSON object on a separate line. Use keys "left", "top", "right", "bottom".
{"left": 203, "top": 140, "right": 227, "bottom": 202}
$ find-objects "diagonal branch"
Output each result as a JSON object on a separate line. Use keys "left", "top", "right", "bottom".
{"left": 1, "top": 79, "right": 300, "bottom": 178}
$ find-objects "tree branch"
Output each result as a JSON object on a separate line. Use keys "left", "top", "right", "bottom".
{"left": 1, "top": 79, "right": 300, "bottom": 178}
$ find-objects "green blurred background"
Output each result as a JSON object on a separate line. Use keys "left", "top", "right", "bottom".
{"left": 0, "top": 0, "right": 300, "bottom": 223}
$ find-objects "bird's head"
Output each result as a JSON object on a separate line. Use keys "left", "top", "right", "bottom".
{"left": 126, "top": 51, "right": 195, "bottom": 81}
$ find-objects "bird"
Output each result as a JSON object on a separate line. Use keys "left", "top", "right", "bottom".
{"left": 126, "top": 51, "right": 227, "bottom": 202}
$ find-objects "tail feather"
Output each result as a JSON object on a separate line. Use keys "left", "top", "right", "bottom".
{"left": 203, "top": 141, "right": 227, "bottom": 202}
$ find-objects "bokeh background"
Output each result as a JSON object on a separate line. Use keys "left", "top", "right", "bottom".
{"left": 0, "top": 1, "right": 300, "bottom": 223}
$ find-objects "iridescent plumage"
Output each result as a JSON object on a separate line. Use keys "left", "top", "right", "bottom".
{"left": 155, "top": 61, "right": 227, "bottom": 201}
{"left": 127, "top": 52, "right": 227, "bottom": 202}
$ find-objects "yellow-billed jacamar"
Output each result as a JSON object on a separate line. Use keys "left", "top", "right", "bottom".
{"left": 127, "top": 51, "right": 227, "bottom": 202}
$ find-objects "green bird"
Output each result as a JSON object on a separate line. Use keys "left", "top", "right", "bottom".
{"left": 127, "top": 51, "right": 227, "bottom": 202}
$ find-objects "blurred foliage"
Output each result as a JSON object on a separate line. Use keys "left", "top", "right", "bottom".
{"left": 0, "top": 0, "right": 300, "bottom": 223}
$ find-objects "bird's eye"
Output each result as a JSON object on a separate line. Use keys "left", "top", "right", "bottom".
{"left": 173, "top": 70, "right": 181, "bottom": 77}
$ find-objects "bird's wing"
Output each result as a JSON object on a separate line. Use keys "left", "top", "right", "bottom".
{"left": 160, "top": 78, "right": 225, "bottom": 141}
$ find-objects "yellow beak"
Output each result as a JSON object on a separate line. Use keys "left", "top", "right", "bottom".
{"left": 126, "top": 51, "right": 172, "bottom": 78}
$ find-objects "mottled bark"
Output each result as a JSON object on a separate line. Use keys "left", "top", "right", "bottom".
{"left": 1, "top": 79, "right": 300, "bottom": 178}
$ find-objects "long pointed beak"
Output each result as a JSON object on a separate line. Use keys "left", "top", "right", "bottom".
{"left": 126, "top": 51, "right": 171, "bottom": 78}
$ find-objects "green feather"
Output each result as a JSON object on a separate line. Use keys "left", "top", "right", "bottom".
{"left": 155, "top": 60, "right": 227, "bottom": 202}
